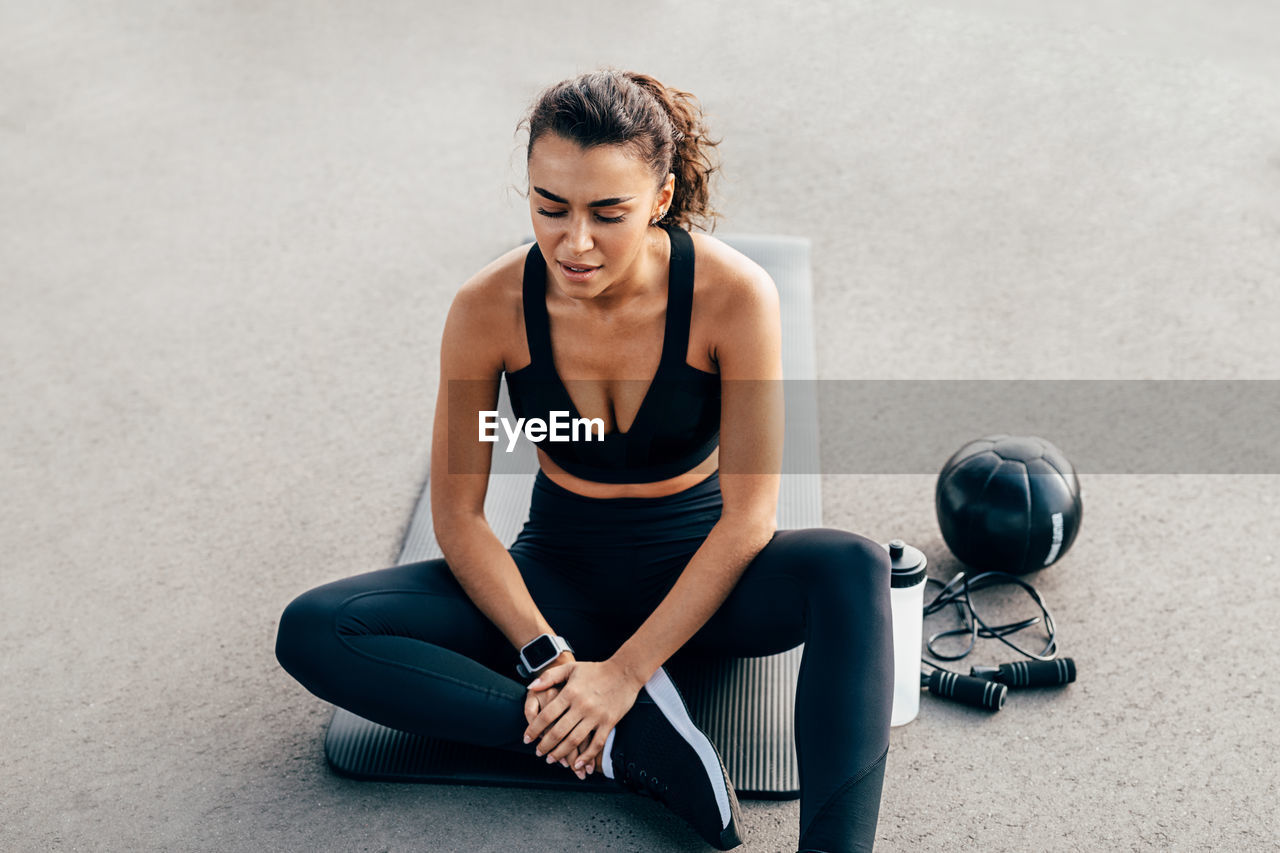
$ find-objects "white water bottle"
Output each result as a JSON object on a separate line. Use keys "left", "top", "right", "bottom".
{"left": 883, "top": 539, "right": 928, "bottom": 726}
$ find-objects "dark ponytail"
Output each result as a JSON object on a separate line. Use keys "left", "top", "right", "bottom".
{"left": 519, "top": 68, "right": 722, "bottom": 232}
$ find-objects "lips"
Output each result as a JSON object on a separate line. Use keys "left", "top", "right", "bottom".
{"left": 558, "top": 261, "right": 600, "bottom": 281}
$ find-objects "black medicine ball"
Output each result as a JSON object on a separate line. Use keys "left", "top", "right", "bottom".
{"left": 935, "top": 435, "right": 1083, "bottom": 575}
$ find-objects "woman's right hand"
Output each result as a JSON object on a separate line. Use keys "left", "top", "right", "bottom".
{"left": 524, "top": 684, "right": 593, "bottom": 780}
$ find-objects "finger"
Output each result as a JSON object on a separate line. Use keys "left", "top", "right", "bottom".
{"left": 568, "top": 733, "right": 598, "bottom": 779}
{"left": 554, "top": 717, "right": 598, "bottom": 767}
{"left": 523, "top": 692, "right": 537, "bottom": 725}
{"left": 558, "top": 743, "right": 586, "bottom": 774}
{"left": 552, "top": 725, "right": 591, "bottom": 766}
{"left": 539, "top": 715, "right": 587, "bottom": 762}
{"left": 537, "top": 689, "right": 561, "bottom": 727}
{"left": 577, "top": 726, "right": 612, "bottom": 774}
{"left": 524, "top": 694, "right": 568, "bottom": 749}
{"left": 571, "top": 734, "right": 594, "bottom": 771}
{"left": 550, "top": 724, "right": 590, "bottom": 769}
{"left": 527, "top": 685, "right": 557, "bottom": 722}
{"left": 538, "top": 714, "right": 578, "bottom": 761}
{"left": 546, "top": 693, "right": 600, "bottom": 764}
{"left": 572, "top": 737, "right": 596, "bottom": 772}
{"left": 570, "top": 741, "right": 589, "bottom": 780}
{"left": 527, "top": 663, "right": 571, "bottom": 691}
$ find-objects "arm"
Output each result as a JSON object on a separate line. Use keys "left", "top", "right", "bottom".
{"left": 434, "top": 268, "right": 587, "bottom": 776}
{"left": 526, "top": 261, "right": 785, "bottom": 773}
{"left": 430, "top": 269, "right": 572, "bottom": 666}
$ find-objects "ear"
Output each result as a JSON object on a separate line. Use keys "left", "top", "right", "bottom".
{"left": 659, "top": 172, "right": 675, "bottom": 207}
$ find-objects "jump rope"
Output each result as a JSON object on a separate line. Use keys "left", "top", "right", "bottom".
{"left": 915, "top": 570, "right": 1077, "bottom": 713}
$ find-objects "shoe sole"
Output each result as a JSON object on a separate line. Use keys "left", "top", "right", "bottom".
{"left": 643, "top": 666, "right": 740, "bottom": 847}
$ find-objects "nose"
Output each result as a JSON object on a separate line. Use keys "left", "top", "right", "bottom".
{"left": 564, "top": 214, "right": 594, "bottom": 256}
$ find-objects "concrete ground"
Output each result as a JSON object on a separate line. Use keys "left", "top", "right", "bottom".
{"left": 3, "top": 2, "right": 1278, "bottom": 851}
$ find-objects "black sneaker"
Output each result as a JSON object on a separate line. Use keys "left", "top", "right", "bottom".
{"left": 602, "top": 666, "right": 743, "bottom": 850}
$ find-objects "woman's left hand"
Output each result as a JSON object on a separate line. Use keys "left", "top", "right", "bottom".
{"left": 523, "top": 658, "right": 642, "bottom": 774}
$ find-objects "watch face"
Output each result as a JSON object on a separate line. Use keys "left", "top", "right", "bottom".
{"left": 522, "top": 635, "right": 557, "bottom": 669}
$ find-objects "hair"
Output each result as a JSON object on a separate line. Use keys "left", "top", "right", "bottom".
{"left": 518, "top": 69, "right": 722, "bottom": 232}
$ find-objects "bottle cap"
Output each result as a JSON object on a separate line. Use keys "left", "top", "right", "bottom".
{"left": 883, "top": 539, "right": 928, "bottom": 588}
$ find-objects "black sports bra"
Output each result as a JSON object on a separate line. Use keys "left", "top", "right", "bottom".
{"left": 504, "top": 224, "right": 721, "bottom": 484}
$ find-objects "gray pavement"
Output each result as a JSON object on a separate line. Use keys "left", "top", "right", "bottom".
{"left": 3, "top": 2, "right": 1278, "bottom": 851}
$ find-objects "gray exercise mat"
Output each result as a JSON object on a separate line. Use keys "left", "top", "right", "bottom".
{"left": 326, "top": 233, "right": 818, "bottom": 798}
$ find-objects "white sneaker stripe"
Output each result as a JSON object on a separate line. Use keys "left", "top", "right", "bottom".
{"left": 642, "top": 666, "right": 732, "bottom": 830}
{"left": 601, "top": 727, "right": 616, "bottom": 779}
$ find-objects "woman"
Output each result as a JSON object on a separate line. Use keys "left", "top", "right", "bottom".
{"left": 275, "top": 69, "right": 894, "bottom": 853}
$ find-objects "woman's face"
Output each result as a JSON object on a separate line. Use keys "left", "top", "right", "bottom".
{"left": 527, "top": 133, "right": 673, "bottom": 299}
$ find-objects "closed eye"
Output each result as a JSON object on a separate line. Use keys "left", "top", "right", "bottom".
{"left": 537, "top": 208, "right": 627, "bottom": 224}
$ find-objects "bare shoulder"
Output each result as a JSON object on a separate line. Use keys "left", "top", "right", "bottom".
{"left": 443, "top": 242, "right": 532, "bottom": 375}
{"left": 685, "top": 232, "right": 781, "bottom": 376}
{"left": 688, "top": 232, "right": 780, "bottom": 323}
{"left": 452, "top": 242, "right": 528, "bottom": 317}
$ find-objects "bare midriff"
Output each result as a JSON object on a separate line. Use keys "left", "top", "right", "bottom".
{"left": 537, "top": 445, "right": 720, "bottom": 499}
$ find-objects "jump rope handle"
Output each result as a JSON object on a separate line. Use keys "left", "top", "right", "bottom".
{"left": 970, "top": 658, "right": 1077, "bottom": 688}
{"left": 921, "top": 670, "right": 1007, "bottom": 712}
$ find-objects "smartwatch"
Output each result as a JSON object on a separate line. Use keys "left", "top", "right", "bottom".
{"left": 516, "top": 633, "right": 574, "bottom": 680}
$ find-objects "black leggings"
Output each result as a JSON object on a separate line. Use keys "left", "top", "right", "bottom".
{"left": 275, "top": 470, "right": 893, "bottom": 853}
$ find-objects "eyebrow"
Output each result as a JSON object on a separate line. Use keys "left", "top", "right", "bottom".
{"left": 533, "top": 186, "right": 636, "bottom": 208}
